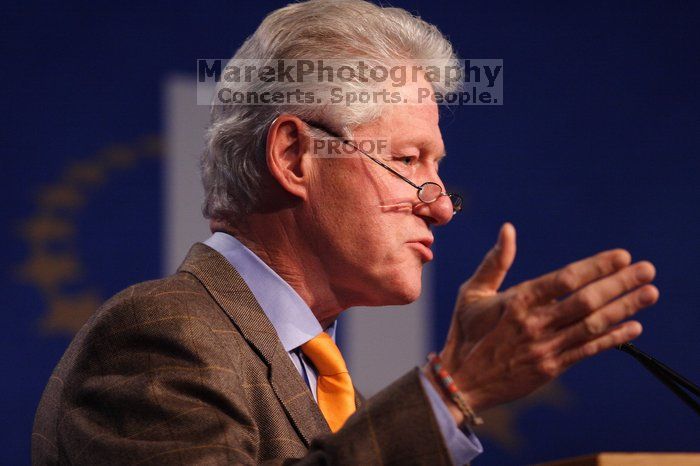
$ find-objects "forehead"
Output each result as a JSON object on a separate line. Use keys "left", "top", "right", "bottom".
{"left": 353, "top": 77, "right": 443, "bottom": 152}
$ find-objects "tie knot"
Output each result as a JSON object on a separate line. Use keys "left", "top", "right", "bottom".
{"left": 300, "top": 332, "right": 348, "bottom": 376}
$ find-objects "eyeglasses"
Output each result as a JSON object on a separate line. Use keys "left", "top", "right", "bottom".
{"left": 303, "top": 120, "right": 463, "bottom": 214}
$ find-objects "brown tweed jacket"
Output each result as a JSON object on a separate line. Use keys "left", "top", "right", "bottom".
{"left": 32, "top": 243, "right": 453, "bottom": 465}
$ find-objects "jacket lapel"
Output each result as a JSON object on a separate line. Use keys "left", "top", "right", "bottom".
{"left": 178, "top": 243, "right": 331, "bottom": 445}
{"left": 354, "top": 386, "right": 365, "bottom": 409}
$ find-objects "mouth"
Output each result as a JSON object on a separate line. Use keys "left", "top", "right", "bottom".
{"left": 407, "top": 237, "right": 434, "bottom": 262}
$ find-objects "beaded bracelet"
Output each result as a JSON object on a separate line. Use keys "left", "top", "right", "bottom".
{"left": 427, "top": 352, "right": 484, "bottom": 427}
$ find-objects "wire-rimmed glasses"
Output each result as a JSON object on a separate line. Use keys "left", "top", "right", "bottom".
{"left": 303, "top": 120, "right": 463, "bottom": 214}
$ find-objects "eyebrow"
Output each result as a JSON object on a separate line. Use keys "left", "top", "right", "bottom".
{"left": 390, "top": 136, "right": 446, "bottom": 162}
{"left": 310, "top": 120, "right": 446, "bottom": 163}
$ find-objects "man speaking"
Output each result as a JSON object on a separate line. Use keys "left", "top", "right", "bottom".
{"left": 32, "top": 0, "right": 659, "bottom": 464}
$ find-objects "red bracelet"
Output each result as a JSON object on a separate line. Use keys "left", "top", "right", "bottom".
{"left": 427, "top": 352, "right": 484, "bottom": 426}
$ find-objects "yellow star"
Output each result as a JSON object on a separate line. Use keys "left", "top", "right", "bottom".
{"left": 20, "top": 216, "right": 75, "bottom": 243}
{"left": 18, "top": 251, "right": 82, "bottom": 290}
{"left": 37, "top": 185, "right": 84, "bottom": 210}
{"left": 41, "top": 291, "right": 102, "bottom": 334}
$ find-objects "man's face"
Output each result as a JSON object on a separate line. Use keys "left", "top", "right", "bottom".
{"left": 303, "top": 77, "right": 455, "bottom": 308}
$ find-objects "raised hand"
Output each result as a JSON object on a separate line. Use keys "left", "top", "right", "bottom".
{"left": 434, "top": 223, "right": 659, "bottom": 418}
{"left": 445, "top": 223, "right": 517, "bottom": 356}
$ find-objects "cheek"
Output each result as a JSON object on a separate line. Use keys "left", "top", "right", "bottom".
{"left": 308, "top": 203, "right": 424, "bottom": 305}
{"left": 308, "top": 161, "right": 414, "bottom": 266}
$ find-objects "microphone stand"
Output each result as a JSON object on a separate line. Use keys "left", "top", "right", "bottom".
{"left": 617, "top": 343, "right": 700, "bottom": 416}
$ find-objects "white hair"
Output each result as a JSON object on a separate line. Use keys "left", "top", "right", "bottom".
{"left": 201, "top": 0, "right": 460, "bottom": 221}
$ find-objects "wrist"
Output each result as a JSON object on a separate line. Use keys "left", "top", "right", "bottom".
{"left": 425, "top": 352, "right": 484, "bottom": 427}
{"left": 438, "top": 348, "right": 486, "bottom": 412}
{"left": 422, "top": 364, "right": 465, "bottom": 426}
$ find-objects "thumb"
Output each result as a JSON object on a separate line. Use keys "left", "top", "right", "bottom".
{"left": 464, "top": 222, "right": 517, "bottom": 293}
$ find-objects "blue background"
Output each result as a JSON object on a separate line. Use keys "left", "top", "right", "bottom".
{"left": 2, "top": 1, "right": 699, "bottom": 464}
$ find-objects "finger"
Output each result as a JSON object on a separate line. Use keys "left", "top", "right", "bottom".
{"left": 542, "top": 261, "right": 656, "bottom": 328}
{"left": 545, "top": 284, "right": 658, "bottom": 353}
{"left": 557, "top": 320, "right": 643, "bottom": 369}
{"left": 519, "top": 248, "right": 632, "bottom": 306}
{"left": 463, "top": 223, "right": 517, "bottom": 294}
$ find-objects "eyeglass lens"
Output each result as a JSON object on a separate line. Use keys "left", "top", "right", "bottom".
{"left": 418, "top": 182, "right": 463, "bottom": 213}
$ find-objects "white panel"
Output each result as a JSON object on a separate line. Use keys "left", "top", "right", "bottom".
{"left": 163, "top": 75, "right": 431, "bottom": 398}
{"left": 163, "top": 75, "right": 212, "bottom": 274}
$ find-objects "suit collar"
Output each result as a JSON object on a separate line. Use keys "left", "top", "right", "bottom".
{"left": 177, "top": 242, "right": 331, "bottom": 444}
{"left": 202, "top": 232, "right": 325, "bottom": 352}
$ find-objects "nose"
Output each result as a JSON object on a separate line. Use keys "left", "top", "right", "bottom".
{"left": 413, "top": 190, "right": 455, "bottom": 226}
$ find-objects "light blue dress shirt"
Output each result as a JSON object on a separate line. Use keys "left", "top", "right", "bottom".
{"left": 204, "top": 232, "right": 483, "bottom": 464}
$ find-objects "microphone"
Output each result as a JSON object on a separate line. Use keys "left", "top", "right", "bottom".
{"left": 617, "top": 343, "right": 700, "bottom": 416}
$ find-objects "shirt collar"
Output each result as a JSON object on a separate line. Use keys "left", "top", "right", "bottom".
{"left": 203, "top": 232, "right": 334, "bottom": 351}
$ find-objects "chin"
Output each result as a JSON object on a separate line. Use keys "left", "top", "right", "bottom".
{"left": 393, "top": 287, "right": 422, "bottom": 305}
{"left": 358, "top": 287, "right": 420, "bottom": 307}
{"left": 377, "top": 270, "right": 423, "bottom": 306}
{"left": 340, "top": 261, "right": 423, "bottom": 307}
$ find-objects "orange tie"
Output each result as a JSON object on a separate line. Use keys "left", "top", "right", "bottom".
{"left": 301, "top": 332, "right": 356, "bottom": 432}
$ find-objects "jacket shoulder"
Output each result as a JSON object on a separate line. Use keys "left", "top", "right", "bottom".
{"left": 32, "top": 271, "right": 252, "bottom": 464}
{"left": 60, "top": 270, "right": 244, "bottom": 378}
{"left": 94, "top": 271, "right": 231, "bottom": 331}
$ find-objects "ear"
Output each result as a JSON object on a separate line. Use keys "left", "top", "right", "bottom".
{"left": 265, "top": 114, "right": 313, "bottom": 201}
